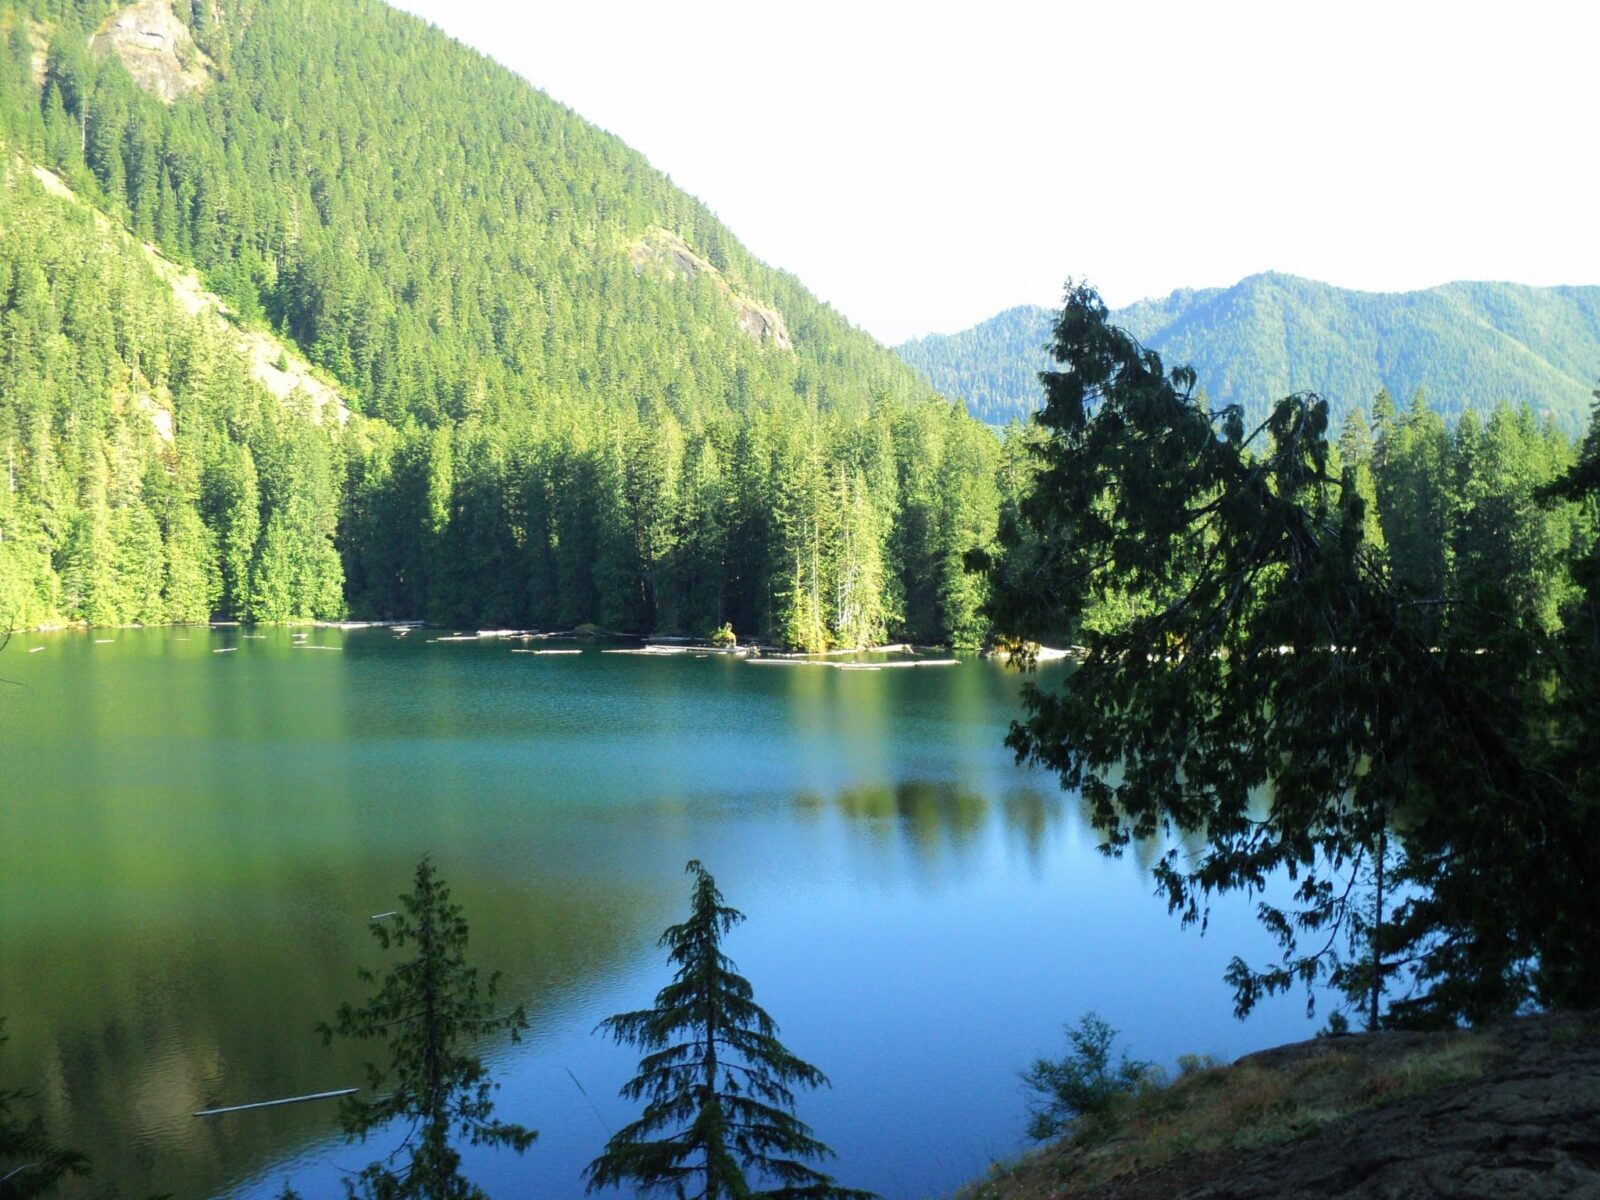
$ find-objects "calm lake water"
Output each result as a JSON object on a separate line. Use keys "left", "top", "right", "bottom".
{"left": 0, "top": 628, "right": 1317, "bottom": 1200}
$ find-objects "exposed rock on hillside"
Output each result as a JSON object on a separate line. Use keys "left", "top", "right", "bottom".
{"left": 91, "top": 0, "right": 213, "bottom": 103}
{"left": 23, "top": 159, "right": 348, "bottom": 429}
{"left": 21, "top": 18, "right": 47, "bottom": 86}
{"left": 142, "top": 238, "right": 350, "bottom": 426}
{"left": 967, "top": 1011, "right": 1600, "bottom": 1200}
{"left": 629, "top": 227, "right": 793, "bottom": 350}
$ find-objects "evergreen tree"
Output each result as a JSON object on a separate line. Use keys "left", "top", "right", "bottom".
{"left": 320, "top": 859, "right": 536, "bottom": 1200}
{"left": 1374, "top": 390, "right": 1451, "bottom": 597}
{"left": 980, "top": 283, "right": 1600, "bottom": 1027}
{"left": 0, "top": 1020, "right": 90, "bottom": 1198}
{"left": 586, "top": 861, "right": 874, "bottom": 1200}
{"left": 1335, "top": 406, "right": 1385, "bottom": 552}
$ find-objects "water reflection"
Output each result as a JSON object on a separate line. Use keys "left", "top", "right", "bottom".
{"left": 4, "top": 861, "right": 659, "bottom": 1200}
{"left": 1, "top": 632, "right": 1316, "bottom": 1200}
{"left": 825, "top": 780, "right": 1062, "bottom": 873}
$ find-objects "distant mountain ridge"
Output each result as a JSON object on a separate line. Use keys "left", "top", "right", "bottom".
{"left": 896, "top": 274, "right": 1600, "bottom": 433}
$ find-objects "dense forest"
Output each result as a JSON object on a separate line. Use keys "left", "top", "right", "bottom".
{"left": 897, "top": 274, "right": 1600, "bottom": 432}
{"left": 998, "top": 385, "right": 1587, "bottom": 651}
{"left": 1, "top": 0, "right": 1594, "bottom": 649}
{"left": 0, "top": 0, "right": 1006, "bottom": 646}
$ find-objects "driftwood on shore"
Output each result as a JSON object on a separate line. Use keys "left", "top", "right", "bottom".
{"left": 602, "top": 644, "right": 750, "bottom": 657}
{"left": 314, "top": 619, "right": 424, "bottom": 630}
{"left": 747, "top": 655, "right": 958, "bottom": 671}
{"left": 986, "top": 642, "right": 1084, "bottom": 662}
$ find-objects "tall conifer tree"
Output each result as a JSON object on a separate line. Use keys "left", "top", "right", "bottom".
{"left": 321, "top": 859, "right": 535, "bottom": 1200}
{"left": 586, "top": 862, "right": 874, "bottom": 1200}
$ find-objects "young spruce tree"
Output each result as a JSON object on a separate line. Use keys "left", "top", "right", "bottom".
{"left": 586, "top": 861, "right": 874, "bottom": 1200}
{"left": 321, "top": 858, "right": 535, "bottom": 1200}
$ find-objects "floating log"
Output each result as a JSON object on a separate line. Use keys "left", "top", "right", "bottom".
{"left": 194, "top": 1087, "right": 357, "bottom": 1118}
{"left": 213, "top": 647, "right": 236, "bottom": 654}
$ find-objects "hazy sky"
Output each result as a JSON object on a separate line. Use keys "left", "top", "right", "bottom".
{"left": 386, "top": 0, "right": 1597, "bottom": 345}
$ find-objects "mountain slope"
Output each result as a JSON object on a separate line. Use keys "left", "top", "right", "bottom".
{"left": 0, "top": 0, "right": 1008, "bottom": 645}
{"left": 0, "top": 154, "right": 346, "bottom": 629}
{"left": 15, "top": 0, "right": 933, "bottom": 426}
{"left": 897, "top": 276, "right": 1600, "bottom": 433}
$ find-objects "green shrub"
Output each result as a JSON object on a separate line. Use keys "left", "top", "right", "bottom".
{"left": 1022, "top": 1012, "right": 1153, "bottom": 1140}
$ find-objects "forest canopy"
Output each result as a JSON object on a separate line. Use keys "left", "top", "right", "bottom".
{"left": 0, "top": 0, "right": 1014, "bottom": 646}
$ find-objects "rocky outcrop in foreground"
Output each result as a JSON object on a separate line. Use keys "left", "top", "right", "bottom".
{"left": 972, "top": 1012, "right": 1600, "bottom": 1200}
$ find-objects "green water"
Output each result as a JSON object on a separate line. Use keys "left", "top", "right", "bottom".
{"left": 0, "top": 628, "right": 1315, "bottom": 1199}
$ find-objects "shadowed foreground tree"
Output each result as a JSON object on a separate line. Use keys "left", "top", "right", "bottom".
{"left": 0, "top": 1021, "right": 89, "bottom": 1198}
{"left": 586, "top": 861, "right": 875, "bottom": 1200}
{"left": 320, "top": 858, "right": 535, "bottom": 1200}
{"left": 976, "top": 283, "right": 1600, "bottom": 1028}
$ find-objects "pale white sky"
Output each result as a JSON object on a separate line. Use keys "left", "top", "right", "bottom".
{"left": 387, "top": 0, "right": 1598, "bottom": 345}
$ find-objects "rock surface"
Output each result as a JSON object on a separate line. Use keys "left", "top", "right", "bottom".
{"left": 629, "top": 227, "right": 793, "bottom": 350}
{"left": 91, "top": 0, "right": 212, "bottom": 103}
{"left": 20, "top": 159, "right": 348, "bottom": 430}
{"left": 1084, "top": 1014, "right": 1600, "bottom": 1199}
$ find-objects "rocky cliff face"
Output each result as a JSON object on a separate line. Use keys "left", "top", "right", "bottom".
{"left": 629, "top": 227, "right": 793, "bottom": 350}
{"left": 91, "top": 0, "right": 213, "bottom": 103}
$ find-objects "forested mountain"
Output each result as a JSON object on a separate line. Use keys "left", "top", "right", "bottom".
{"left": 0, "top": 0, "right": 1009, "bottom": 645}
{"left": 897, "top": 275, "right": 1600, "bottom": 433}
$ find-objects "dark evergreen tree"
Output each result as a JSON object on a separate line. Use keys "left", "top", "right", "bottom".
{"left": 979, "top": 283, "right": 1600, "bottom": 1028}
{"left": 586, "top": 861, "right": 874, "bottom": 1200}
{"left": 0, "top": 1021, "right": 90, "bottom": 1198}
{"left": 320, "top": 859, "right": 535, "bottom": 1200}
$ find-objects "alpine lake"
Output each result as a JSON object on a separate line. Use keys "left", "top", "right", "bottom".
{"left": 0, "top": 627, "right": 1319, "bottom": 1200}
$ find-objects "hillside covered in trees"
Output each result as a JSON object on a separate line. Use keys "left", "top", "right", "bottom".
{"left": 896, "top": 274, "right": 1600, "bottom": 432}
{"left": 0, "top": 0, "right": 1006, "bottom": 646}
